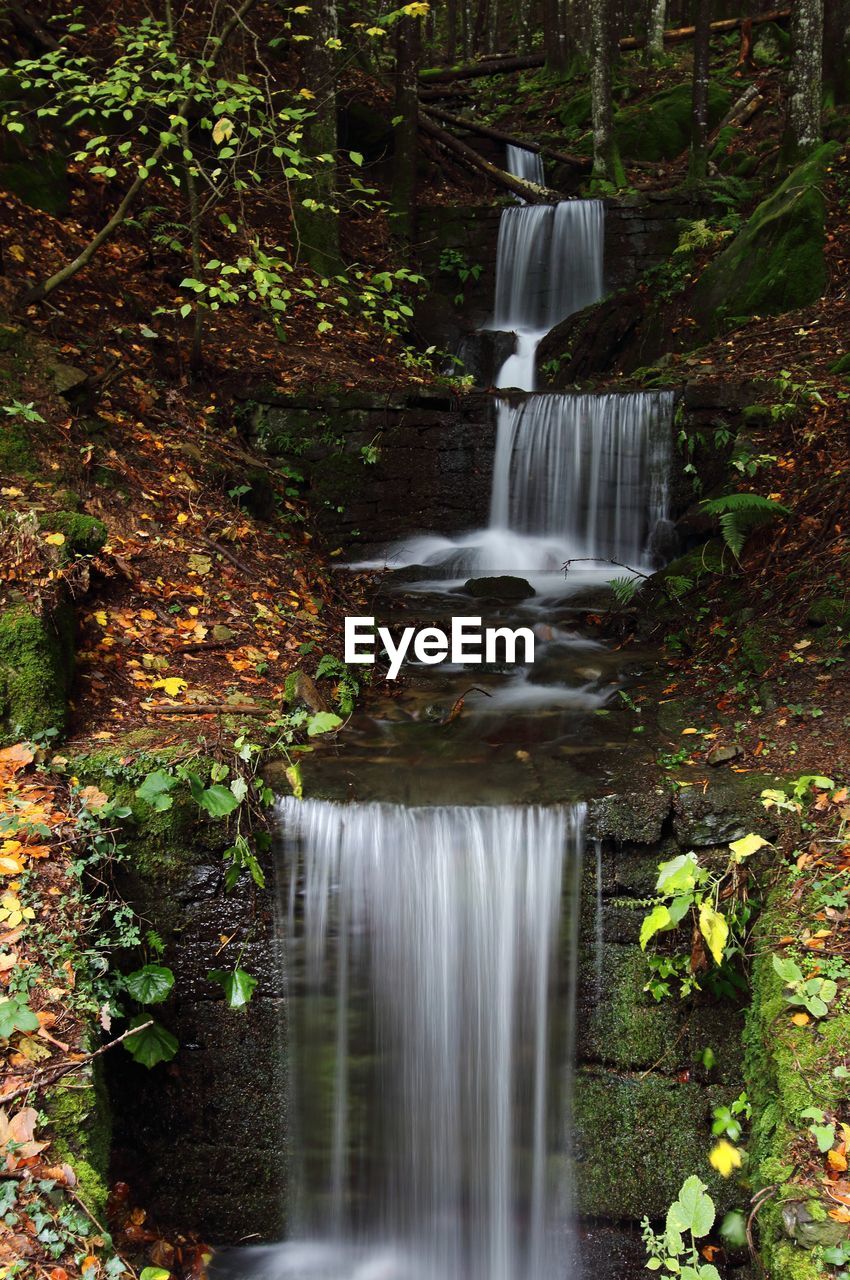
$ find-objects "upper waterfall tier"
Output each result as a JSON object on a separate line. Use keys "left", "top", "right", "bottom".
{"left": 493, "top": 200, "right": 604, "bottom": 346}
{"left": 505, "top": 143, "right": 545, "bottom": 189}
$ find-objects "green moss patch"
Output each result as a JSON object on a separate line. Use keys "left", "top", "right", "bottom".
{"left": 615, "top": 82, "right": 731, "bottom": 163}
{"left": 38, "top": 510, "right": 108, "bottom": 556}
{"left": 0, "top": 602, "right": 74, "bottom": 742}
{"left": 693, "top": 142, "right": 841, "bottom": 332}
{"left": 46, "top": 1060, "right": 111, "bottom": 1219}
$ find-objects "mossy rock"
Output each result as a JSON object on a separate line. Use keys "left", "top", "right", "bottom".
{"left": 573, "top": 1070, "right": 733, "bottom": 1219}
{"left": 579, "top": 943, "right": 679, "bottom": 1070}
{"left": 829, "top": 352, "right": 850, "bottom": 376}
{"left": 615, "top": 82, "right": 731, "bottom": 163}
{"left": 692, "top": 142, "right": 841, "bottom": 332}
{"left": 558, "top": 88, "right": 592, "bottom": 133}
{"left": 807, "top": 595, "right": 850, "bottom": 628}
{"left": 745, "top": 877, "right": 850, "bottom": 1270}
{"left": 38, "top": 510, "right": 108, "bottom": 556}
{"left": 0, "top": 602, "right": 74, "bottom": 742}
{"left": 46, "top": 1059, "right": 111, "bottom": 1219}
{"left": 0, "top": 415, "right": 39, "bottom": 476}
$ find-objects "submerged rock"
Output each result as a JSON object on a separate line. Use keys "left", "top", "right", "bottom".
{"left": 462, "top": 575, "right": 535, "bottom": 601}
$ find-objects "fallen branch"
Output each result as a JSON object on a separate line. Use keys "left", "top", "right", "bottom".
{"left": 419, "top": 112, "right": 563, "bottom": 202}
{"left": 202, "top": 535, "right": 256, "bottom": 578}
{"left": 24, "top": 0, "right": 260, "bottom": 303}
{"left": 424, "top": 106, "right": 591, "bottom": 171}
{"left": 418, "top": 11, "right": 790, "bottom": 82}
{"left": 0, "top": 1021, "right": 154, "bottom": 1108}
{"left": 717, "top": 82, "right": 764, "bottom": 130}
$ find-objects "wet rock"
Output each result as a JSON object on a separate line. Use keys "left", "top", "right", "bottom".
{"left": 462, "top": 575, "right": 535, "bottom": 601}
{"left": 706, "top": 743, "right": 742, "bottom": 767}
{"left": 672, "top": 774, "right": 779, "bottom": 847}
{"left": 588, "top": 788, "right": 671, "bottom": 845}
{"left": 287, "top": 671, "right": 328, "bottom": 713}
{"left": 783, "top": 1201, "right": 850, "bottom": 1250}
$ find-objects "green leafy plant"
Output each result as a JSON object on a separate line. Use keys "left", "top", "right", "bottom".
{"left": 700, "top": 493, "right": 789, "bottom": 560}
{"left": 642, "top": 1176, "right": 721, "bottom": 1280}
{"left": 772, "top": 954, "right": 837, "bottom": 1019}
{"left": 0, "top": 993, "right": 40, "bottom": 1039}
{"left": 711, "top": 1092, "right": 751, "bottom": 1142}
{"left": 640, "top": 834, "right": 768, "bottom": 999}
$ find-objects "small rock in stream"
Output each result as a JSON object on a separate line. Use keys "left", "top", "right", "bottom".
{"left": 706, "top": 743, "right": 743, "bottom": 767}
{"left": 462, "top": 575, "right": 535, "bottom": 601}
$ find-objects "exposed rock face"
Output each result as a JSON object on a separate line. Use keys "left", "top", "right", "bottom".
{"left": 241, "top": 387, "right": 497, "bottom": 546}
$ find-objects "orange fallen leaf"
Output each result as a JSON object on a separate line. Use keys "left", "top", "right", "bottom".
{"left": 828, "top": 1148, "right": 848, "bottom": 1173}
{"left": 790, "top": 1012, "right": 811, "bottom": 1026}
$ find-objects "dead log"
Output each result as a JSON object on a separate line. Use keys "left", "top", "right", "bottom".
{"left": 424, "top": 106, "right": 591, "bottom": 171}
{"left": 418, "top": 112, "right": 564, "bottom": 201}
{"left": 419, "top": 10, "right": 790, "bottom": 82}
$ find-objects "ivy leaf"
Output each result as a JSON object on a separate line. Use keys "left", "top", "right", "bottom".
{"left": 698, "top": 904, "right": 729, "bottom": 966}
{"left": 307, "top": 711, "right": 343, "bottom": 737}
{"left": 729, "top": 832, "right": 770, "bottom": 861}
{"left": 209, "top": 967, "right": 257, "bottom": 1009}
{"left": 640, "top": 903, "right": 672, "bottom": 951}
{"left": 135, "top": 770, "right": 178, "bottom": 812}
{"left": 195, "top": 783, "right": 240, "bottom": 817}
{"left": 772, "top": 954, "right": 803, "bottom": 985}
{"left": 667, "top": 1175, "right": 715, "bottom": 1239}
{"left": 0, "top": 995, "right": 39, "bottom": 1039}
{"left": 124, "top": 964, "right": 174, "bottom": 1006}
{"left": 124, "top": 1016, "right": 178, "bottom": 1068}
{"left": 656, "top": 852, "right": 700, "bottom": 895}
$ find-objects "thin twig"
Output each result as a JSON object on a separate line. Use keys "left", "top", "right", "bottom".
{"left": 0, "top": 1020, "right": 154, "bottom": 1107}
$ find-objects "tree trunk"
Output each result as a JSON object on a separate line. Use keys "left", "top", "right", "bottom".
{"left": 294, "top": 0, "right": 341, "bottom": 273}
{"left": 647, "top": 0, "right": 667, "bottom": 59}
{"left": 823, "top": 0, "right": 850, "bottom": 106}
{"left": 447, "top": 0, "right": 458, "bottom": 62}
{"left": 784, "top": 0, "right": 824, "bottom": 161}
{"left": 391, "top": 13, "right": 422, "bottom": 241}
{"left": 590, "top": 0, "right": 624, "bottom": 185}
{"left": 544, "top": 0, "right": 567, "bottom": 70}
{"left": 689, "top": 0, "right": 712, "bottom": 180}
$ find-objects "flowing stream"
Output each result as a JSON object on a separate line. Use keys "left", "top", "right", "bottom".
{"left": 216, "top": 190, "right": 673, "bottom": 1278}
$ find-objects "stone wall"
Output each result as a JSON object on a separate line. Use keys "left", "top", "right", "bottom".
{"left": 240, "top": 387, "right": 497, "bottom": 549}
{"left": 573, "top": 774, "right": 778, "bottom": 1222}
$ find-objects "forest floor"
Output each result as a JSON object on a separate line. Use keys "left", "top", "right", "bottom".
{"left": 2, "top": 19, "right": 850, "bottom": 1280}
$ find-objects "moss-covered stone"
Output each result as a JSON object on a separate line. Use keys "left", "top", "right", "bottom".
{"left": 46, "top": 1059, "right": 111, "bottom": 1218}
{"left": 579, "top": 943, "right": 679, "bottom": 1069}
{"left": 807, "top": 595, "right": 850, "bottom": 627}
{"left": 574, "top": 1070, "right": 733, "bottom": 1219}
{"left": 0, "top": 602, "right": 73, "bottom": 742}
{"left": 588, "top": 787, "right": 671, "bottom": 844}
{"left": 693, "top": 143, "right": 841, "bottom": 332}
{"left": 39, "top": 510, "right": 108, "bottom": 555}
{"left": 615, "top": 83, "right": 731, "bottom": 162}
{"left": 745, "top": 874, "right": 850, "bottom": 1274}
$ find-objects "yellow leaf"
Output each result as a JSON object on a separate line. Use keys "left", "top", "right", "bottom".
{"left": 729, "top": 832, "right": 770, "bottom": 861}
{"left": 94, "top": 610, "right": 108, "bottom": 627}
{"left": 1, "top": 487, "right": 23, "bottom": 498}
{"left": 44, "top": 532, "right": 66, "bottom": 546}
{"left": 140, "top": 609, "right": 157, "bottom": 621}
{"left": 7, "top": 245, "right": 24, "bottom": 263}
{"left": 79, "top": 785, "right": 108, "bottom": 811}
{"left": 177, "top": 513, "right": 189, "bottom": 524}
{"left": 827, "top": 1148, "right": 848, "bottom": 1173}
{"left": 709, "top": 1140, "right": 743, "bottom": 1178}
{"left": 212, "top": 116, "right": 234, "bottom": 145}
{"left": 298, "top": 88, "right": 316, "bottom": 99}
{"left": 152, "top": 677, "right": 187, "bottom": 697}
{"left": 0, "top": 856, "right": 24, "bottom": 876}
{"left": 699, "top": 903, "right": 729, "bottom": 966}
{"left": 790, "top": 1011, "right": 810, "bottom": 1026}
{"left": 681, "top": 727, "right": 700, "bottom": 735}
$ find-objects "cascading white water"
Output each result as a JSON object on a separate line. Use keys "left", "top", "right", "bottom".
{"left": 267, "top": 796, "right": 586, "bottom": 1280}
{"left": 505, "top": 143, "right": 545, "bottom": 190}
{"left": 489, "top": 390, "right": 675, "bottom": 565}
{"left": 362, "top": 199, "right": 674, "bottom": 592}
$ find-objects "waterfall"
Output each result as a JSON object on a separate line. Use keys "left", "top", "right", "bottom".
{"left": 489, "top": 390, "right": 674, "bottom": 565}
{"left": 274, "top": 797, "right": 586, "bottom": 1280}
{"left": 505, "top": 144, "right": 545, "bottom": 189}
{"left": 493, "top": 201, "right": 604, "bottom": 382}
